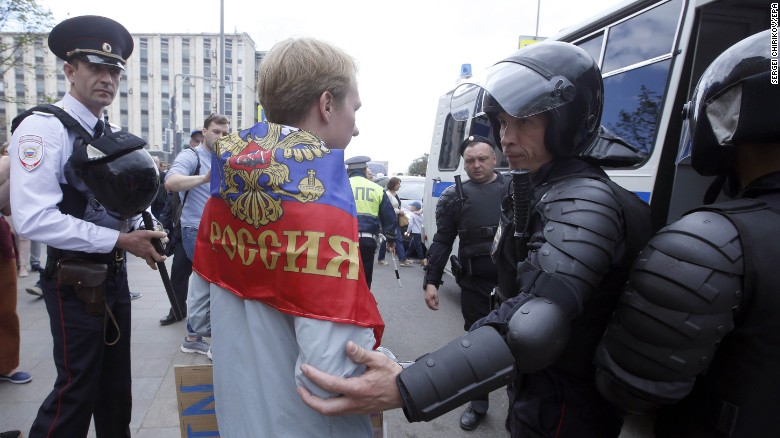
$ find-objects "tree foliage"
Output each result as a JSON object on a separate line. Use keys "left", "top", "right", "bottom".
{"left": 607, "top": 85, "right": 661, "bottom": 155}
{"left": 0, "top": 0, "right": 54, "bottom": 79}
{"left": 407, "top": 153, "right": 428, "bottom": 176}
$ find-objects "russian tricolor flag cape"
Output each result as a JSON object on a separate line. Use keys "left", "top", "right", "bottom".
{"left": 192, "top": 121, "right": 384, "bottom": 346}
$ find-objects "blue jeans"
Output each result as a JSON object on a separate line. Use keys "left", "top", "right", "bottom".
{"left": 182, "top": 226, "right": 199, "bottom": 262}
{"left": 407, "top": 233, "right": 425, "bottom": 260}
{"left": 378, "top": 226, "right": 406, "bottom": 262}
{"left": 181, "top": 226, "right": 203, "bottom": 337}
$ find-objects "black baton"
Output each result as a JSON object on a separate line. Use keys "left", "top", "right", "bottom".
{"left": 141, "top": 211, "right": 184, "bottom": 320}
{"left": 511, "top": 169, "right": 531, "bottom": 255}
{"left": 454, "top": 175, "right": 466, "bottom": 200}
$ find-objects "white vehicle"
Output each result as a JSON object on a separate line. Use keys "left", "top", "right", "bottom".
{"left": 376, "top": 175, "right": 427, "bottom": 212}
{"left": 424, "top": 0, "right": 769, "bottom": 262}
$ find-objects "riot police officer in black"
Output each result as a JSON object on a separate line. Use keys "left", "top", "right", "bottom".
{"left": 594, "top": 29, "right": 780, "bottom": 438}
{"left": 297, "top": 41, "right": 651, "bottom": 438}
{"left": 423, "top": 135, "right": 509, "bottom": 430}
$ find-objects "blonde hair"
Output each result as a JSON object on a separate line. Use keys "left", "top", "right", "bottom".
{"left": 258, "top": 37, "right": 357, "bottom": 126}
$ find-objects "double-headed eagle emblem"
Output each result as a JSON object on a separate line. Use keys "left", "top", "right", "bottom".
{"left": 217, "top": 123, "right": 328, "bottom": 228}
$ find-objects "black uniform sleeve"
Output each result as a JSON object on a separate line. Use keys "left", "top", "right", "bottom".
{"left": 423, "top": 185, "right": 460, "bottom": 289}
{"left": 594, "top": 210, "right": 743, "bottom": 413}
{"left": 378, "top": 192, "right": 397, "bottom": 243}
{"left": 515, "top": 177, "right": 626, "bottom": 317}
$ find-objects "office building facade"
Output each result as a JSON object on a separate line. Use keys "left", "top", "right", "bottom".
{"left": 0, "top": 32, "right": 263, "bottom": 162}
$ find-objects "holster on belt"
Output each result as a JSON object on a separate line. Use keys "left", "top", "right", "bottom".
{"left": 57, "top": 259, "right": 109, "bottom": 316}
{"left": 450, "top": 255, "right": 464, "bottom": 283}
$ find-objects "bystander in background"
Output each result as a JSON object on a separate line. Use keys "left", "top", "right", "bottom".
{"left": 377, "top": 176, "right": 412, "bottom": 267}
{"left": 0, "top": 142, "right": 31, "bottom": 386}
{"left": 405, "top": 201, "right": 425, "bottom": 263}
{"left": 164, "top": 114, "right": 229, "bottom": 354}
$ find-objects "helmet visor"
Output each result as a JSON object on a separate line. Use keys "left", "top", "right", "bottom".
{"left": 675, "top": 116, "right": 693, "bottom": 165}
{"left": 451, "top": 61, "right": 576, "bottom": 122}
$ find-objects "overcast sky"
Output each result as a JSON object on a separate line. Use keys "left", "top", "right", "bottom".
{"left": 39, "top": 0, "right": 625, "bottom": 173}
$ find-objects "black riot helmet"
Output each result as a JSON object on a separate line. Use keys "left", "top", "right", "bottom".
{"left": 70, "top": 131, "right": 160, "bottom": 220}
{"left": 680, "top": 29, "right": 780, "bottom": 176}
{"left": 451, "top": 41, "right": 603, "bottom": 158}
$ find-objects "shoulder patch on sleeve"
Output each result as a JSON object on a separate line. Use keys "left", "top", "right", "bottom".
{"left": 17, "top": 135, "right": 45, "bottom": 171}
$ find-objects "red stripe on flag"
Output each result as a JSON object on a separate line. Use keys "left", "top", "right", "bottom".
{"left": 193, "top": 198, "right": 383, "bottom": 345}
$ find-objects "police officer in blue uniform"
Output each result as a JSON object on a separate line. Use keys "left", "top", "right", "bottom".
{"left": 345, "top": 156, "right": 397, "bottom": 288}
{"left": 9, "top": 16, "right": 166, "bottom": 437}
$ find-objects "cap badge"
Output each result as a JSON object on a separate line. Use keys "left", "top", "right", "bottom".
{"left": 102, "top": 42, "right": 112, "bottom": 53}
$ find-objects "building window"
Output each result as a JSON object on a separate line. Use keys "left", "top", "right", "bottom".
{"left": 140, "top": 38, "right": 148, "bottom": 61}
{"left": 56, "top": 59, "right": 66, "bottom": 96}
{"left": 141, "top": 113, "right": 149, "bottom": 137}
{"left": 140, "top": 38, "right": 148, "bottom": 77}
{"left": 36, "top": 64, "right": 45, "bottom": 97}
{"left": 182, "top": 38, "right": 190, "bottom": 76}
{"left": 225, "top": 39, "right": 233, "bottom": 62}
{"left": 161, "top": 37, "right": 169, "bottom": 79}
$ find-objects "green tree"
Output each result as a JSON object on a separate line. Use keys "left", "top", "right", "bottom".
{"left": 407, "top": 153, "right": 428, "bottom": 176}
{"left": 607, "top": 85, "right": 661, "bottom": 155}
{"left": 0, "top": 0, "right": 54, "bottom": 95}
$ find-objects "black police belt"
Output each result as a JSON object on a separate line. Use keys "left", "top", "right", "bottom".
{"left": 46, "top": 247, "right": 126, "bottom": 276}
{"left": 458, "top": 226, "right": 498, "bottom": 242}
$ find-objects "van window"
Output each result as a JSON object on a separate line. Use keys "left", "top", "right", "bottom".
{"left": 595, "top": 0, "right": 683, "bottom": 159}
{"left": 576, "top": 32, "right": 604, "bottom": 66}
{"left": 438, "top": 114, "right": 467, "bottom": 170}
{"left": 602, "top": 59, "right": 671, "bottom": 156}
{"left": 602, "top": 0, "right": 682, "bottom": 74}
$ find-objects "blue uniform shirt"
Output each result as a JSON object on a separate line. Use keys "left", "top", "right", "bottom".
{"left": 9, "top": 93, "right": 126, "bottom": 253}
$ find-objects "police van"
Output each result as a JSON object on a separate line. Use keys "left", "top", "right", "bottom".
{"left": 424, "top": 0, "right": 770, "bottom": 253}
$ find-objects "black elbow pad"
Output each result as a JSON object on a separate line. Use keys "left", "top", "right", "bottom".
{"left": 397, "top": 326, "right": 516, "bottom": 422}
{"left": 506, "top": 296, "right": 570, "bottom": 373}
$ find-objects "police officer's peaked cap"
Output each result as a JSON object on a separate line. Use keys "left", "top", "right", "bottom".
{"left": 345, "top": 155, "right": 371, "bottom": 170}
{"left": 48, "top": 15, "right": 134, "bottom": 70}
{"left": 459, "top": 135, "right": 496, "bottom": 157}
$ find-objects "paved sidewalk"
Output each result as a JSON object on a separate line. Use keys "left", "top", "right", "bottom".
{"left": 2, "top": 253, "right": 501, "bottom": 438}
{"left": 1, "top": 253, "right": 654, "bottom": 437}
{"left": 1, "top": 256, "right": 208, "bottom": 437}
